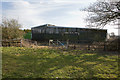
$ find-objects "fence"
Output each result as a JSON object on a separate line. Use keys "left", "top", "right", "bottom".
{"left": 68, "top": 40, "right": 119, "bottom": 51}
{"left": 1, "top": 39, "right": 22, "bottom": 47}
{"left": 1, "top": 38, "right": 118, "bottom": 51}
{"left": 46, "top": 39, "right": 119, "bottom": 51}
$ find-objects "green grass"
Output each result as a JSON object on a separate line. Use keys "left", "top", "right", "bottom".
{"left": 24, "top": 32, "right": 31, "bottom": 39}
{"left": 2, "top": 47, "right": 119, "bottom": 78}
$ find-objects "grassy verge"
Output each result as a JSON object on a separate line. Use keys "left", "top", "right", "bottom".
{"left": 2, "top": 47, "right": 119, "bottom": 78}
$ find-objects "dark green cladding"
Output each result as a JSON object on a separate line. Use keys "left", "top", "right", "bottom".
{"left": 31, "top": 25, "right": 107, "bottom": 43}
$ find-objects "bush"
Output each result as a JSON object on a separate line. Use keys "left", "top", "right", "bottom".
{"left": 1, "top": 18, "right": 24, "bottom": 40}
{"left": 106, "top": 38, "right": 119, "bottom": 51}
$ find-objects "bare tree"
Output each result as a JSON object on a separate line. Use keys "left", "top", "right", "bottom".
{"left": 0, "top": 18, "right": 24, "bottom": 40}
{"left": 85, "top": 1, "right": 120, "bottom": 28}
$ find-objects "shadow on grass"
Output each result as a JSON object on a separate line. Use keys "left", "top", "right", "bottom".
{"left": 33, "top": 51, "right": 118, "bottom": 78}
{"left": 2, "top": 48, "right": 119, "bottom": 78}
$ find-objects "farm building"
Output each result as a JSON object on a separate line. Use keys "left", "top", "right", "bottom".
{"left": 31, "top": 24, "right": 107, "bottom": 43}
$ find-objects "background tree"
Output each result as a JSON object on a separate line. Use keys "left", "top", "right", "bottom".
{"left": 85, "top": 1, "right": 120, "bottom": 28}
{"left": 24, "top": 29, "right": 31, "bottom": 33}
{"left": 1, "top": 18, "right": 24, "bottom": 40}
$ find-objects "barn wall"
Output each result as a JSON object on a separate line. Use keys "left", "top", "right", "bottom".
{"left": 31, "top": 27, "right": 107, "bottom": 43}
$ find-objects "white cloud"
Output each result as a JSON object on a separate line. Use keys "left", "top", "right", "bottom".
{"left": 3, "top": 0, "right": 87, "bottom": 28}
{"left": 3, "top": 0, "right": 81, "bottom": 28}
{"left": 0, "top": 1, "right": 2, "bottom": 24}
{"left": 63, "top": 11, "right": 88, "bottom": 27}
{"left": 2, "top": 0, "right": 97, "bottom": 3}
{"left": 104, "top": 24, "right": 118, "bottom": 35}
{"left": 3, "top": 1, "right": 46, "bottom": 28}
{"left": 2, "top": 0, "right": 118, "bottom": 36}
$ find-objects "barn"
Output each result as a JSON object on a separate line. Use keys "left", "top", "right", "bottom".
{"left": 31, "top": 24, "right": 107, "bottom": 43}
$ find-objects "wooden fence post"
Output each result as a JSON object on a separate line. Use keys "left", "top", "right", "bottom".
{"left": 103, "top": 41, "right": 106, "bottom": 51}
{"left": 49, "top": 40, "right": 50, "bottom": 46}
{"left": 88, "top": 44, "right": 90, "bottom": 50}
{"left": 66, "top": 39, "right": 69, "bottom": 49}
{"left": 57, "top": 40, "right": 58, "bottom": 46}
{"left": 20, "top": 39, "right": 22, "bottom": 47}
{"left": 87, "top": 41, "right": 91, "bottom": 50}
{"left": 35, "top": 41, "right": 37, "bottom": 46}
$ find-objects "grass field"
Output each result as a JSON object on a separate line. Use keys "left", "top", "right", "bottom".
{"left": 2, "top": 47, "right": 119, "bottom": 78}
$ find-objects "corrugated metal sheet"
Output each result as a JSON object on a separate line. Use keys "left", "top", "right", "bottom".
{"left": 31, "top": 24, "right": 107, "bottom": 42}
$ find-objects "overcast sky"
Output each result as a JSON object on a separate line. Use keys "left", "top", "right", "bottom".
{"left": 1, "top": 0, "right": 119, "bottom": 35}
